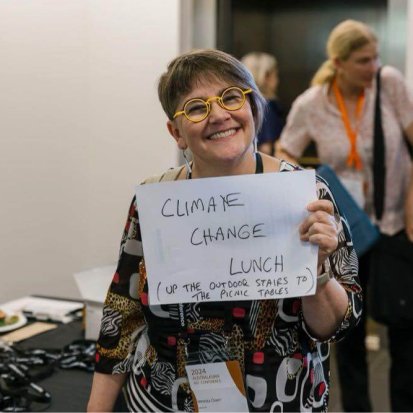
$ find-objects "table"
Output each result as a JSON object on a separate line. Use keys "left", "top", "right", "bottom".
{"left": 2, "top": 316, "right": 128, "bottom": 412}
{"left": 13, "top": 320, "right": 93, "bottom": 412}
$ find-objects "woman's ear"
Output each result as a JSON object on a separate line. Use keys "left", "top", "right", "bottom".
{"left": 167, "top": 120, "right": 188, "bottom": 150}
{"left": 332, "top": 57, "right": 341, "bottom": 70}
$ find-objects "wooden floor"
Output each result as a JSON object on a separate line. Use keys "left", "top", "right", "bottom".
{"left": 329, "top": 322, "right": 390, "bottom": 412}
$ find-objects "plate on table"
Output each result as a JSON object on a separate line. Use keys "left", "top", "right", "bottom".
{"left": 0, "top": 311, "right": 27, "bottom": 333}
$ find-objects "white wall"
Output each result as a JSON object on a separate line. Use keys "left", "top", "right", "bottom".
{"left": 406, "top": 0, "right": 413, "bottom": 89}
{"left": 0, "top": 0, "right": 180, "bottom": 302}
{"left": 387, "top": 0, "right": 408, "bottom": 73}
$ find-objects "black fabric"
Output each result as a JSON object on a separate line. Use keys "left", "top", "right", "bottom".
{"left": 336, "top": 251, "right": 373, "bottom": 412}
{"left": 255, "top": 151, "right": 263, "bottom": 173}
{"left": 373, "top": 67, "right": 386, "bottom": 221}
{"left": 388, "top": 325, "right": 413, "bottom": 411}
{"left": 338, "top": 246, "right": 413, "bottom": 412}
{"left": 369, "top": 231, "right": 413, "bottom": 326}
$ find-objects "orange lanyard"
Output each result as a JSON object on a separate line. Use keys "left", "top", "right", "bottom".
{"left": 332, "top": 78, "right": 365, "bottom": 170}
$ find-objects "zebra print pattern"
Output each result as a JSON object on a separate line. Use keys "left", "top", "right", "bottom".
{"left": 248, "top": 300, "right": 261, "bottom": 336}
{"left": 150, "top": 361, "right": 175, "bottom": 395}
{"left": 267, "top": 326, "right": 299, "bottom": 356}
{"left": 100, "top": 307, "right": 122, "bottom": 337}
{"left": 112, "top": 354, "right": 134, "bottom": 374}
{"left": 197, "top": 332, "right": 231, "bottom": 364}
{"left": 125, "top": 373, "right": 175, "bottom": 412}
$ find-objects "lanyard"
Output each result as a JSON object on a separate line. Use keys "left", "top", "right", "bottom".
{"left": 332, "top": 78, "right": 365, "bottom": 170}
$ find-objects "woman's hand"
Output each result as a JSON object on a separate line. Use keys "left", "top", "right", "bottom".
{"left": 299, "top": 199, "right": 338, "bottom": 271}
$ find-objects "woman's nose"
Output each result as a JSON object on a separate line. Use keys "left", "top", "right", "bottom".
{"left": 208, "top": 101, "right": 231, "bottom": 123}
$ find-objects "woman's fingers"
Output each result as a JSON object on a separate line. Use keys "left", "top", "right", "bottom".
{"left": 299, "top": 209, "right": 337, "bottom": 236}
{"left": 300, "top": 200, "right": 339, "bottom": 262}
{"left": 307, "top": 199, "right": 334, "bottom": 214}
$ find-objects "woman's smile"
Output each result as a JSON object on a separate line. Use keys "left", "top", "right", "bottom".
{"left": 207, "top": 127, "right": 239, "bottom": 140}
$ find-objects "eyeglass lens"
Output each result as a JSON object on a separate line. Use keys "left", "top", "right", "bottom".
{"left": 184, "top": 88, "right": 246, "bottom": 122}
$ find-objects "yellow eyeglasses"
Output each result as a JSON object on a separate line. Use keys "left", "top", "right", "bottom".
{"left": 173, "top": 86, "right": 252, "bottom": 123}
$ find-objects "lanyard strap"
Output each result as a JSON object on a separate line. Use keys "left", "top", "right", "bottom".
{"left": 178, "top": 303, "right": 187, "bottom": 330}
{"left": 332, "top": 78, "right": 365, "bottom": 170}
{"left": 255, "top": 151, "right": 263, "bottom": 174}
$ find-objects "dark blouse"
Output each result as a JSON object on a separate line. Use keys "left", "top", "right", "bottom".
{"left": 257, "top": 99, "right": 285, "bottom": 147}
{"left": 95, "top": 161, "right": 362, "bottom": 412}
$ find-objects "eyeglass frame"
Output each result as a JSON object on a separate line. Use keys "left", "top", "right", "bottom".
{"left": 173, "top": 86, "right": 253, "bottom": 123}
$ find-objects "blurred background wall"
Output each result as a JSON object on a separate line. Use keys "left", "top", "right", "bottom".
{"left": 217, "top": 0, "right": 409, "bottom": 111}
{"left": 1, "top": 0, "right": 412, "bottom": 302}
{"left": 0, "top": 0, "right": 182, "bottom": 302}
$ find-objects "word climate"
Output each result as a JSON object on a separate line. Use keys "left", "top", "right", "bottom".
{"left": 161, "top": 192, "right": 244, "bottom": 217}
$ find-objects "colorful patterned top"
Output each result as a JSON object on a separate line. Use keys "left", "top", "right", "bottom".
{"left": 95, "top": 161, "right": 362, "bottom": 412}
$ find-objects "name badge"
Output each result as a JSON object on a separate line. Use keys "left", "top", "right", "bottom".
{"left": 186, "top": 361, "right": 249, "bottom": 412}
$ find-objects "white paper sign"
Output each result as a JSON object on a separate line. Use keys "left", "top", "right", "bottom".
{"left": 135, "top": 170, "right": 317, "bottom": 305}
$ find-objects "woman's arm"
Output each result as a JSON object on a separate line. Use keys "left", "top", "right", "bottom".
{"left": 299, "top": 199, "right": 349, "bottom": 339}
{"left": 89, "top": 197, "right": 146, "bottom": 410}
{"left": 87, "top": 372, "right": 126, "bottom": 412}
{"left": 258, "top": 141, "right": 274, "bottom": 156}
{"left": 276, "top": 92, "right": 312, "bottom": 163}
{"left": 274, "top": 141, "right": 299, "bottom": 163}
{"left": 301, "top": 276, "right": 349, "bottom": 340}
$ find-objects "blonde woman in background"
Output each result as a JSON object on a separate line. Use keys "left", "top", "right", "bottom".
{"left": 277, "top": 19, "right": 413, "bottom": 412}
{"left": 242, "top": 52, "right": 285, "bottom": 155}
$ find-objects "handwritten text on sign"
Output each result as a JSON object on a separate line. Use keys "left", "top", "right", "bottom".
{"left": 135, "top": 170, "right": 317, "bottom": 305}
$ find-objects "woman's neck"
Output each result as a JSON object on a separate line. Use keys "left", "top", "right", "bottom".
{"left": 335, "top": 75, "right": 364, "bottom": 100}
{"left": 191, "top": 150, "right": 256, "bottom": 179}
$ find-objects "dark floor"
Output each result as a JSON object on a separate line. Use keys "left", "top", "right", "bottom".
{"left": 329, "top": 322, "right": 390, "bottom": 412}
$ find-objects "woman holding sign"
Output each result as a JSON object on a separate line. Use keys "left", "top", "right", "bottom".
{"left": 88, "top": 49, "right": 362, "bottom": 412}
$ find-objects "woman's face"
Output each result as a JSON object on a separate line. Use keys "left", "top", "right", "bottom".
{"left": 336, "top": 42, "right": 379, "bottom": 89}
{"left": 167, "top": 77, "right": 256, "bottom": 171}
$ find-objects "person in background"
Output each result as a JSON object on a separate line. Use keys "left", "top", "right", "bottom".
{"left": 87, "top": 49, "right": 362, "bottom": 412}
{"left": 277, "top": 19, "right": 413, "bottom": 412}
{"left": 241, "top": 52, "right": 285, "bottom": 155}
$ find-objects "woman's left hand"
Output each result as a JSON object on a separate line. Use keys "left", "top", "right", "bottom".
{"left": 299, "top": 200, "right": 339, "bottom": 270}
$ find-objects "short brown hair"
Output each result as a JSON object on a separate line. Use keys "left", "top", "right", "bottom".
{"left": 158, "top": 49, "right": 266, "bottom": 132}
